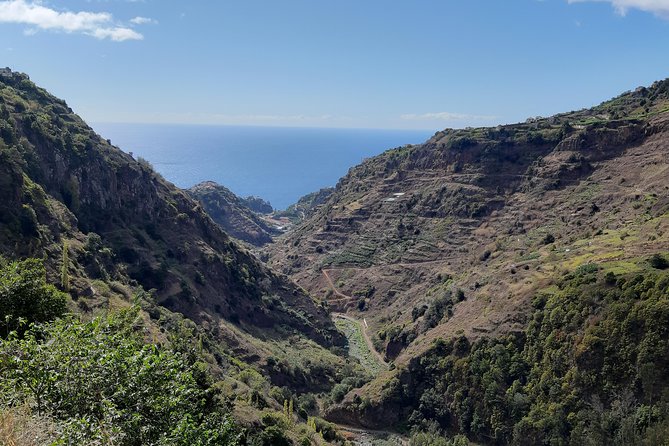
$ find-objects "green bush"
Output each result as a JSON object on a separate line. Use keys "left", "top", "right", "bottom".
{"left": 542, "top": 233, "right": 555, "bottom": 245}
{"left": 422, "top": 293, "right": 453, "bottom": 330}
{"left": 0, "top": 308, "right": 241, "bottom": 445}
{"left": 252, "top": 425, "right": 291, "bottom": 446}
{"left": 18, "top": 204, "right": 38, "bottom": 236}
{"left": 0, "top": 257, "right": 67, "bottom": 337}
{"left": 649, "top": 253, "right": 669, "bottom": 270}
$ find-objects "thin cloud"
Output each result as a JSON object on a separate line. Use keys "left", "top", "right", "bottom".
{"left": 568, "top": 0, "right": 669, "bottom": 19}
{"left": 0, "top": 0, "right": 143, "bottom": 41}
{"left": 130, "top": 16, "right": 156, "bottom": 25}
{"left": 400, "top": 112, "right": 497, "bottom": 122}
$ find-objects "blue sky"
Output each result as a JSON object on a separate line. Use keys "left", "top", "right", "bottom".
{"left": 1, "top": 0, "right": 668, "bottom": 130}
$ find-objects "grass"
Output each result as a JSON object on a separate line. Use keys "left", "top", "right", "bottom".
{"left": 0, "top": 408, "right": 58, "bottom": 446}
{"left": 335, "top": 316, "right": 386, "bottom": 376}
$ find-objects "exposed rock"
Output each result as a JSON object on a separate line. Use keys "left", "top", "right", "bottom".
{"left": 188, "top": 180, "right": 278, "bottom": 246}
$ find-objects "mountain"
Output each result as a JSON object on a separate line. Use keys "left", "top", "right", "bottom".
{"left": 3, "top": 65, "right": 669, "bottom": 444}
{"left": 240, "top": 194, "right": 274, "bottom": 215}
{"left": 275, "top": 187, "right": 335, "bottom": 223}
{"left": 0, "top": 68, "right": 381, "bottom": 443}
{"left": 267, "top": 79, "right": 669, "bottom": 442}
{"left": 0, "top": 68, "right": 347, "bottom": 374}
{"left": 188, "top": 181, "right": 278, "bottom": 246}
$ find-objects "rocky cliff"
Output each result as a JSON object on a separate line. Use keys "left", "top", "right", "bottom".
{"left": 0, "top": 69, "right": 342, "bottom": 350}
{"left": 188, "top": 181, "right": 278, "bottom": 246}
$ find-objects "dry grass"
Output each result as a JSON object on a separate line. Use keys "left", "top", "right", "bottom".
{"left": 0, "top": 407, "right": 59, "bottom": 446}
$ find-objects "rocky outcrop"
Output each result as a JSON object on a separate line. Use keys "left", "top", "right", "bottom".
{"left": 275, "top": 187, "right": 334, "bottom": 222}
{"left": 188, "top": 181, "right": 278, "bottom": 246}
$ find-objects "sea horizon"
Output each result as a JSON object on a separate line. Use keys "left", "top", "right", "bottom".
{"left": 92, "top": 122, "right": 435, "bottom": 210}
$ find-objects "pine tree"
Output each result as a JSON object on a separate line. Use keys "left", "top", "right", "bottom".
{"left": 288, "top": 399, "right": 294, "bottom": 426}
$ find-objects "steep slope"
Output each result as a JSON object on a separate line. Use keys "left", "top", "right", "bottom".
{"left": 0, "top": 68, "right": 343, "bottom": 355}
{"left": 266, "top": 80, "right": 669, "bottom": 439}
{"left": 188, "top": 180, "right": 278, "bottom": 246}
{"left": 276, "top": 187, "right": 335, "bottom": 223}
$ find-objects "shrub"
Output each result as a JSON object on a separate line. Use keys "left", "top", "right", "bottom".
{"left": 649, "top": 254, "right": 669, "bottom": 270}
{"left": 18, "top": 205, "right": 38, "bottom": 236}
{"left": 0, "top": 258, "right": 67, "bottom": 337}
{"left": 0, "top": 308, "right": 241, "bottom": 445}
{"left": 422, "top": 293, "right": 453, "bottom": 330}
{"left": 253, "top": 425, "right": 291, "bottom": 446}
{"left": 542, "top": 234, "right": 555, "bottom": 245}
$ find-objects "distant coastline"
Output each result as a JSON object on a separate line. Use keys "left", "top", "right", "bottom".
{"left": 92, "top": 123, "right": 433, "bottom": 210}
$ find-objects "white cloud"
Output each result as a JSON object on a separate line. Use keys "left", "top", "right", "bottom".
{"left": 400, "top": 112, "right": 497, "bottom": 122}
{"left": 568, "top": 0, "right": 669, "bottom": 19}
{"left": 0, "top": 0, "right": 143, "bottom": 41}
{"left": 130, "top": 16, "right": 156, "bottom": 25}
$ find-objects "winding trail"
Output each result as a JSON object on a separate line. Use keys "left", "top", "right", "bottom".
{"left": 321, "top": 259, "right": 450, "bottom": 304}
{"left": 322, "top": 268, "right": 351, "bottom": 300}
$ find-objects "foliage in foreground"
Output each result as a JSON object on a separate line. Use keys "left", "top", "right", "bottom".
{"left": 0, "top": 308, "right": 241, "bottom": 445}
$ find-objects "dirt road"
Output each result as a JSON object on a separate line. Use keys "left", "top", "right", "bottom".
{"left": 333, "top": 313, "right": 387, "bottom": 367}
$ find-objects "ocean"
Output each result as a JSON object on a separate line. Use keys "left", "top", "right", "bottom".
{"left": 92, "top": 123, "right": 434, "bottom": 210}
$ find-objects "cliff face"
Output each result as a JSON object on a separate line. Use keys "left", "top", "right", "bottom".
{"left": 0, "top": 69, "right": 342, "bottom": 348}
{"left": 188, "top": 181, "right": 277, "bottom": 247}
{"left": 266, "top": 79, "right": 669, "bottom": 432}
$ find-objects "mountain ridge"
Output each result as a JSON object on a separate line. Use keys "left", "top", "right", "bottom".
{"left": 0, "top": 67, "right": 344, "bottom": 356}
{"left": 265, "top": 77, "right": 669, "bottom": 440}
{"left": 188, "top": 180, "right": 278, "bottom": 247}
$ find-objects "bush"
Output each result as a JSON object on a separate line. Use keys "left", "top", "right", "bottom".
{"left": 18, "top": 204, "right": 38, "bottom": 236}
{"left": 422, "top": 293, "right": 453, "bottom": 330}
{"left": 0, "top": 308, "right": 241, "bottom": 445}
{"left": 649, "top": 253, "right": 669, "bottom": 270}
{"left": 0, "top": 257, "right": 67, "bottom": 337}
{"left": 330, "top": 383, "right": 350, "bottom": 403}
{"left": 542, "top": 233, "right": 555, "bottom": 245}
{"left": 253, "top": 425, "right": 291, "bottom": 446}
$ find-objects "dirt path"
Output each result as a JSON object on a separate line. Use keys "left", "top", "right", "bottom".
{"left": 322, "top": 269, "right": 351, "bottom": 300}
{"left": 321, "top": 259, "right": 450, "bottom": 303}
{"left": 333, "top": 313, "right": 387, "bottom": 367}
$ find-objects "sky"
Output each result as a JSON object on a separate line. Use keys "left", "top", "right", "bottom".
{"left": 0, "top": 0, "right": 668, "bottom": 130}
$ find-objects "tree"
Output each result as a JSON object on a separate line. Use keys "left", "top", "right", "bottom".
{"left": 0, "top": 257, "right": 67, "bottom": 337}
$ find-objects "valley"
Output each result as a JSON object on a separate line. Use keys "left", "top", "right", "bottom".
{"left": 1, "top": 69, "right": 668, "bottom": 445}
